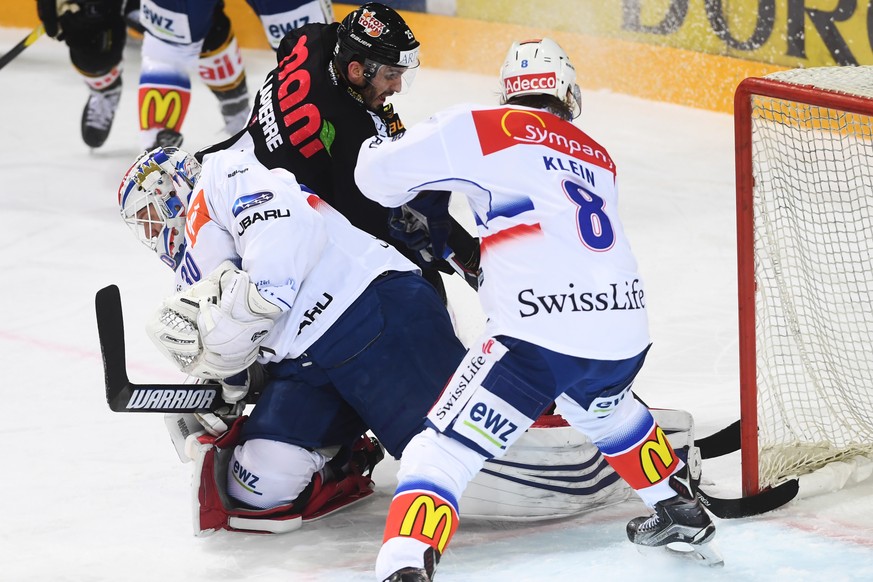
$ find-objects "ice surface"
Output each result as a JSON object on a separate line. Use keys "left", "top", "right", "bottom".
{"left": 2, "top": 28, "right": 872, "bottom": 582}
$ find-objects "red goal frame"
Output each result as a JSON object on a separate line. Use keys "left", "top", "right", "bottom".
{"left": 734, "top": 77, "right": 873, "bottom": 496}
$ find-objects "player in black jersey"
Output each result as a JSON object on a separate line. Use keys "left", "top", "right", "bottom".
{"left": 199, "top": 2, "right": 480, "bottom": 299}
{"left": 36, "top": 0, "right": 142, "bottom": 148}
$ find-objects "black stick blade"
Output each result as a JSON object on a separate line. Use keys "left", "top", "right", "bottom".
{"left": 698, "top": 479, "right": 799, "bottom": 519}
{"left": 95, "top": 285, "right": 225, "bottom": 413}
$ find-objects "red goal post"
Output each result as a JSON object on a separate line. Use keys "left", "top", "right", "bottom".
{"left": 735, "top": 67, "right": 873, "bottom": 497}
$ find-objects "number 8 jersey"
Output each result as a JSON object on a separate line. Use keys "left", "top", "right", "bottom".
{"left": 356, "top": 104, "right": 649, "bottom": 360}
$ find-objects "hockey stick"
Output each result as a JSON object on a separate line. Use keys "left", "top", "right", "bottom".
{"left": 697, "top": 479, "right": 799, "bottom": 519}
{"left": 693, "top": 420, "right": 797, "bottom": 517}
{"left": 0, "top": 25, "right": 45, "bottom": 72}
{"left": 697, "top": 420, "right": 741, "bottom": 459}
{"left": 95, "top": 284, "right": 228, "bottom": 413}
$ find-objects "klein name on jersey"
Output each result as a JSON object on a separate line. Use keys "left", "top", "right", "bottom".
{"left": 125, "top": 388, "right": 217, "bottom": 410}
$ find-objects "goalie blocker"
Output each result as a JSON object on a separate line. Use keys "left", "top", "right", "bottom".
{"left": 183, "top": 409, "right": 698, "bottom": 535}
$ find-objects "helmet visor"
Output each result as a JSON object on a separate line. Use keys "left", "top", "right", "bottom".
{"left": 365, "top": 59, "right": 419, "bottom": 94}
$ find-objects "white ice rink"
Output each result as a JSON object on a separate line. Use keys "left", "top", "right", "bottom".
{"left": 2, "top": 27, "right": 872, "bottom": 581}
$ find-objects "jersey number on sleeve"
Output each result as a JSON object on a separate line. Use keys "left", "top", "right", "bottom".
{"left": 179, "top": 253, "right": 202, "bottom": 286}
{"left": 564, "top": 180, "right": 615, "bottom": 251}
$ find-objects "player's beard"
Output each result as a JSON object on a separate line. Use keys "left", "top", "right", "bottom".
{"left": 361, "top": 82, "right": 393, "bottom": 112}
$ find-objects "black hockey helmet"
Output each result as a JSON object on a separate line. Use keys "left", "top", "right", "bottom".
{"left": 335, "top": 3, "right": 420, "bottom": 72}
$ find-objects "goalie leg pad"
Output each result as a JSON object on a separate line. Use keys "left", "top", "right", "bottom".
{"left": 461, "top": 414, "right": 633, "bottom": 520}
{"left": 189, "top": 417, "right": 297, "bottom": 535}
{"left": 460, "top": 409, "right": 700, "bottom": 521}
{"left": 189, "top": 418, "right": 377, "bottom": 535}
{"left": 300, "top": 470, "right": 376, "bottom": 521}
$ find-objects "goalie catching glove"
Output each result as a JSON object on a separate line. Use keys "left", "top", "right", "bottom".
{"left": 147, "top": 261, "right": 282, "bottom": 380}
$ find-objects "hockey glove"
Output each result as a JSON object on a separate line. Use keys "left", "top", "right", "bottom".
{"left": 196, "top": 267, "right": 282, "bottom": 378}
{"left": 57, "top": 1, "right": 112, "bottom": 42}
{"left": 444, "top": 227, "right": 482, "bottom": 290}
{"left": 388, "top": 206, "right": 433, "bottom": 262}
{"left": 36, "top": 0, "right": 61, "bottom": 38}
{"left": 147, "top": 261, "right": 281, "bottom": 380}
{"left": 397, "top": 190, "right": 453, "bottom": 262}
{"left": 219, "top": 362, "right": 266, "bottom": 404}
{"left": 378, "top": 103, "right": 406, "bottom": 139}
{"left": 58, "top": 0, "right": 127, "bottom": 68}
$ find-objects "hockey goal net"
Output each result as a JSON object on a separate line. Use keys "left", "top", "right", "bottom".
{"left": 735, "top": 67, "right": 873, "bottom": 496}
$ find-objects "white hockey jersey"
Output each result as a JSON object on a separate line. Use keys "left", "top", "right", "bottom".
{"left": 178, "top": 147, "right": 417, "bottom": 361}
{"left": 356, "top": 104, "right": 649, "bottom": 360}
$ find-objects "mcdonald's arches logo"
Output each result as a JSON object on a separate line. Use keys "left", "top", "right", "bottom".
{"left": 384, "top": 491, "right": 458, "bottom": 554}
{"left": 139, "top": 87, "right": 191, "bottom": 130}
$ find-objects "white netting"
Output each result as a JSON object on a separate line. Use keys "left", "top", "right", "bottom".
{"left": 749, "top": 66, "right": 873, "bottom": 488}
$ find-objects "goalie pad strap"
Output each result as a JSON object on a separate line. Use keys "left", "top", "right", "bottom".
{"left": 227, "top": 514, "right": 302, "bottom": 534}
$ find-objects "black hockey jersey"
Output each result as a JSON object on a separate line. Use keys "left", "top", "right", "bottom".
{"left": 198, "top": 23, "right": 480, "bottom": 296}
{"left": 209, "top": 23, "right": 406, "bottom": 254}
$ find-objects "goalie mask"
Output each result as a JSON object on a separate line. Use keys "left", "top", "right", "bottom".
{"left": 499, "top": 37, "right": 582, "bottom": 119}
{"left": 118, "top": 147, "right": 201, "bottom": 269}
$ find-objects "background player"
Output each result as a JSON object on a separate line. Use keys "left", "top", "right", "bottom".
{"left": 137, "top": 0, "right": 332, "bottom": 149}
{"left": 356, "top": 38, "right": 722, "bottom": 580}
{"left": 197, "top": 2, "right": 480, "bottom": 302}
{"left": 36, "top": 0, "right": 142, "bottom": 148}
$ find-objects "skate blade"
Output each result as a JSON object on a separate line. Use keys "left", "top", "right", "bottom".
{"left": 665, "top": 540, "right": 724, "bottom": 568}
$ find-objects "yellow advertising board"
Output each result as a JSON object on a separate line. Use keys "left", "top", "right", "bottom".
{"left": 458, "top": 0, "right": 873, "bottom": 67}
{"left": 0, "top": 1, "right": 787, "bottom": 112}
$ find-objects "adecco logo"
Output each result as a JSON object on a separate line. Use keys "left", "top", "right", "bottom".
{"left": 504, "top": 72, "right": 557, "bottom": 96}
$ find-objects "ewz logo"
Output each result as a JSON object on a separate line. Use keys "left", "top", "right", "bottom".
{"left": 464, "top": 402, "right": 519, "bottom": 448}
{"left": 232, "top": 460, "right": 262, "bottom": 495}
{"left": 268, "top": 18, "right": 310, "bottom": 42}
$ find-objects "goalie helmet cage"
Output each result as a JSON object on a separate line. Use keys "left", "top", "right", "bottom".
{"left": 735, "top": 66, "right": 873, "bottom": 497}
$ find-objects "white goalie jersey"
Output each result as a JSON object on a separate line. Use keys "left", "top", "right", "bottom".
{"left": 179, "top": 146, "right": 417, "bottom": 361}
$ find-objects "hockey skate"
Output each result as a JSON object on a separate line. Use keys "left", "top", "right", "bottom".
{"left": 383, "top": 568, "right": 431, "bottom": 582}
{"left": 152, "top": 128, "right": 184, "bottom": 149}
{"left": 382, "top": 548, "right": 440, "bottom": 582}
{"left": 214, "top": 81, "right": 251, "bottom": 135}
{"left": 81, "top": 78, "right": 122, "bottom": 148}
{"left": 626, "top": 468, "right": 723, "bottom": 567}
